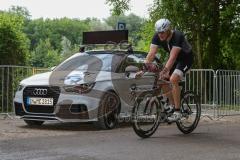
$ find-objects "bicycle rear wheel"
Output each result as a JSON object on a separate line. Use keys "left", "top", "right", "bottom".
{"left": 132, "top": 91, "right": 161, "bottom": 138}
{"left": 176, "top": 91, "right": 201, "bottom": 134}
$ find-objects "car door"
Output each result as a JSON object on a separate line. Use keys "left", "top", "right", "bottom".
{"left": 113, "top": 52, "right": 156, "bottom": 114}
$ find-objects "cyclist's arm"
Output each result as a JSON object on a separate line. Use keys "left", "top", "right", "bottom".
{"left": 164, "top": 47, "right": 181, "bottom": 70}
{"left": 145, "top": 44, "right": 158, "bottom": 63}
{"left": 135, "top": 44, "right": 158, "bottom": 77}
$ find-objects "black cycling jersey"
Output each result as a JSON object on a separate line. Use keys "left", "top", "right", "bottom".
{"left": 151, "top": 30, "right": 193, "bottom": 61}
{"left": 151, "top": 30, "right": 194, "bottom": 75}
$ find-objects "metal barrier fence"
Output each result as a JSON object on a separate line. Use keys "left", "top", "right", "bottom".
{"left": 0, "top": 66, "right": 50, "bottom": 117}
{"left": 185, "top": 69, "right": 216, "bottom": 118}
{"left": 184, "top": 69, "right": 240, "bottom": 118}
{"left": 215, "top": 70, "right": 240, "bottom": 117}
{"left": 0, "top": 66, "right": 239, "bottom": 118}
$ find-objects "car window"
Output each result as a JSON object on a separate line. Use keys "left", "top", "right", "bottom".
{"left": 126, "top": 54, "right": 145, "bottom": 63}
{"left": 118, "top": 51, "right": 162, "bottom": 73}
{"left": 119, "top": 53, "right": 147, "bottom": 73}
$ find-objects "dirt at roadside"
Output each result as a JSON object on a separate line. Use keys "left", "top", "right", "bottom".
{"left": 0, "top": 115, "right": 239, "bottom": 141}
{"left": 0, "top": 116, "right": 100, "bottom": 141}
{"left": 200, "top": 115, "right": 240, "bottom": 124}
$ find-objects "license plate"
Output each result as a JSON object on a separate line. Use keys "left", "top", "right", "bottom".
{"left": 27, "top": 97, "right": 54, "bottom": 106}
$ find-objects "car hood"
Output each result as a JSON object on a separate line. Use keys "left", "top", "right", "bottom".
{"left": 21, "top": 72, "right": 52, "bottom": 86}
{"left": 20, "top": 70, "right": 123, "bottom": 86}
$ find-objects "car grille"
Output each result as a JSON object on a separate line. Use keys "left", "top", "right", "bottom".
{"left": 23, "top": 86, "right": 60, "bottom": 114}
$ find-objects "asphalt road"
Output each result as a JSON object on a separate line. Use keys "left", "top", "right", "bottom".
{"left": 0, "top": 118, "right": 240, "bottom": 160}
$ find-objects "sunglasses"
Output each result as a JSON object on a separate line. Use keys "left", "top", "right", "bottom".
{"left": 157, "top": 31, "right": 166, "bottom": 34}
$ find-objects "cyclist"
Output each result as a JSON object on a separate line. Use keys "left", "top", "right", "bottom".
{"left": 142, "top": 18, "right": 194, "bottom": 121}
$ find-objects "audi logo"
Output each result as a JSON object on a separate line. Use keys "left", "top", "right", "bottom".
{"left": 33, "top": 88, "right": 48, "bottom": 96}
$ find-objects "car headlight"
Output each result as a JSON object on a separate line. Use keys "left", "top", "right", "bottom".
{"left": 63, "top": 82, "right": 95, "bottom": 94}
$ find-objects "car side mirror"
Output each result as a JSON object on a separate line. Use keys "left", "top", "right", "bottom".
{"left": 125, "top": 65, "right": 139, "bottom": 73}
{"left": 125, "top": 66, "right": 139, "bottom": 78}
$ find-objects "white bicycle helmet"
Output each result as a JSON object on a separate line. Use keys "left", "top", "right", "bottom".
{"left": 155, "top": 18, "right": 171, "bottom": 33}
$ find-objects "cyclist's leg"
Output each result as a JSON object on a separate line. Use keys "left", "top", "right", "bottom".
{"left": 161, "top": 83, "right": 173, "bottom": 105}
{"left": 160, "top": 62, "right": 177, "bottom": 107}
{"left": 172, "top": 65, "right": 192, "bottom": 106}
{"left": 168, "top": 61, "right": 192, "bottom": 121}
{"left": 170, "top": 73, "right": 182, "bottom": 110}
{"left": 170, "top": 56, "right": 193, "bottom": 109}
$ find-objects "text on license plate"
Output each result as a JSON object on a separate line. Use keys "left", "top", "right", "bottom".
{"left": 27, "top": 97, "right": 54, "bottom": 106}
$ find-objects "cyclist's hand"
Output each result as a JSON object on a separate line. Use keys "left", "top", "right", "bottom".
{"left": 135, "top": 70, "right": 144, "bottom": 79}
{"left": 159, "top": 67, "right": 170, "bottom": 80}
{"left": 143, "top": 63, "right": 158, "bottom": 72}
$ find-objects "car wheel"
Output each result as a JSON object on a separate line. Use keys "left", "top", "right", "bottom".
{"left": 24, "top": 120, "right": 44, "bottom": 126}
{"left": 94, "top": 91, "right": 120, "bottom": 130}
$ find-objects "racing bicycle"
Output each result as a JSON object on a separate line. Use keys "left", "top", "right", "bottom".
{"left": 130, "top": 65, "right": 201, "bottom": 138}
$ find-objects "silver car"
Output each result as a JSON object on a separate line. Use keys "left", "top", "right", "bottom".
{"left": 14, "top": 50, "right": 156, "bottom": 129}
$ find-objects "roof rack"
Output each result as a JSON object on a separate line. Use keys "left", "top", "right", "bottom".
{"left": 79, "top": 41, "right": 133, "bottom": 53}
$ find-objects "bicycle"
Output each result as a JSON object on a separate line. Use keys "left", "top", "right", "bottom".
{"left": 131, "top": 64, "right": 201, "bottom": 138}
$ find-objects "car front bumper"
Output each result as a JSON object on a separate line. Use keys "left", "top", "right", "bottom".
{"left": 14, "top": 90, "right": 101, "bottom": 122}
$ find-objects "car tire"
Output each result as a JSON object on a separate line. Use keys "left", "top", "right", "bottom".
{"left": 24, "top": 120, "right": 44, "bottom": 126}
{"left": 94, "top": 91, "right": 120, "bottom": 130}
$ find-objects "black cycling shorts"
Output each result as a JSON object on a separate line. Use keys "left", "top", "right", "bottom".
{"left": 169, "top": 52, "right": 194, "bottom": 77}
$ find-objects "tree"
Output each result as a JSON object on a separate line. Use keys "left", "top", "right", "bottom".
{"left": 149, "top": 0, "right": 240, "bottom": 69}
{"left": 60, "top": 36, "right": 79, "bottom": 60}
{"left": 219, "top": 1, "right": 240, "bottom": 69}
{"left": 24, "top": 17, "right": 90, "bottom": 51}
{"left": 8, "top": 6, "right": 31, "bottom": 19}
{"left": 0, "top": 12, "right": 30, "bottom": 65}
{"left": 88, "top": 18, "right": 112, "bottom": 31}
{"left": 104, "top": 14, "right": 145, "bottom": 45}
{"left": 106, "top": 0, "right": 240, "bottom": 69}
{"left": 30, "top": 39, "right": 61, "bottom": 67}
{"left": 106, "top": 0, "right": 130, "bottom": 15}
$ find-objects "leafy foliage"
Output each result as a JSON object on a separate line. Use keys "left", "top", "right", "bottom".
{"left": 148, "top": 0, "right": 240, "bottom": 69}
{"left": 30, "top": 39, "right": 61, "bottom": 67}
{"left": 25, "top": 18, "right": 89, "bottom": 51}
{"left": 104, "top": 13, "right": 145, "bottom": 45}
{"left": 106, "top": 0, "right": 240, "bottom": 70}
{"left": 0, "top": 12, "right": 30, "bottom": 65}
{"left": 106, "top": 0, "right": 130, "bottom": 15}
{"left": 1, "top": 3, "right": 240, "bottom": 70}
{"left": 87, "top": 18, "right": 112, "bottom": 31}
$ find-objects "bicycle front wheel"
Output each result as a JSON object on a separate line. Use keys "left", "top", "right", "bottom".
{"left": 176, "top": 91, "right": 201, "bottom": 134}
{"left": 132, "top": 91, "right": 161, "bottom": 138}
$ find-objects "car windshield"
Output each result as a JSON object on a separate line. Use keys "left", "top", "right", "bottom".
{"left": 54, "top": 52, "right": 120, "bottom": 72}
{"left": 53, "top": 51, "right": 149, "bottom": 72}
